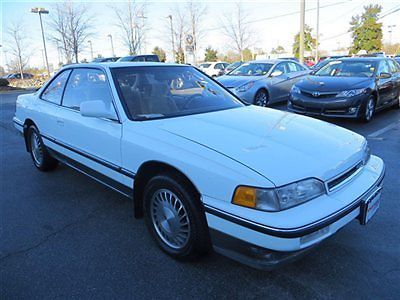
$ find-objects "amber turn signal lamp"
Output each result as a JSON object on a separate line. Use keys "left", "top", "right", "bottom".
{"left": 232, "top": 186, "right": 257, "bottom": 208}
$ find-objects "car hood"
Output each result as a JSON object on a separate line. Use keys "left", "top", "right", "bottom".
{"left": 296, "top": 75, "right": 372, "bottom": 92}
{"left": 217, "top": 75, "right": 263, "bottom": 88}
{"left": 153, "top": 106, "right": 366, "bottom": 186}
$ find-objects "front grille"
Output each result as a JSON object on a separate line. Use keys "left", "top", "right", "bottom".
{"left": 300, "top": 90, "right": 338, "bottom": 98}
{"left": 327, "top": 161, "right": 363, "bottom": 191}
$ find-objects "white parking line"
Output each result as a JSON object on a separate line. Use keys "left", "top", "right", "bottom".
{"left": 367, "top": 121, "right": 400, "bottom": 138}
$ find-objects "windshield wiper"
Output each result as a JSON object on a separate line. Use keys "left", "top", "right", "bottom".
{"left": 135, "top": 114, "right": 165, "bottom": 121}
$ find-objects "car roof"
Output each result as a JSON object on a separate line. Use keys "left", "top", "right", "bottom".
{"left": 61, "top": 62, "right": 185, "bottom": 70}
{"left": 334, "top": 57, "right": 386, "bottom": 61}
{"left": 248, "top": 59, "right": 292, "bottom": 64}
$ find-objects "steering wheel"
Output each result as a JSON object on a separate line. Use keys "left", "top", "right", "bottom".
{"left": 183, "top": 94, "right": 203, "bottom": 109}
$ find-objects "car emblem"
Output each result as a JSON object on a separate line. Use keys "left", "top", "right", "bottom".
{"left": 319, "top": 82, "right": 325, "bottom": 86}
{"left": 312, "top": 91, "right": 320, "bottom": 97}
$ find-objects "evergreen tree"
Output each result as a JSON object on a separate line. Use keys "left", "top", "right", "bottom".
{"left": 349, "top": 4, "right": 383, "bottom": 54}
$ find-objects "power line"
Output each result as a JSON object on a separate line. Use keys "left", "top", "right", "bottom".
{"left": 205, "top": 1, "right": 351, "bottom": 31}
{"left": 320, "top": 4, "right": 400, "bottom": 42}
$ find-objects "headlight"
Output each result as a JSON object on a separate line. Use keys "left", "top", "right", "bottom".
{"left": 232, "top": 178, "right": 326, "bottom": 212}
{"left": 336, "top": 88, "right": 366, "bottom": 97}
{"left": 291, "top": 85, "right": 301, "bottom": 94}
{"left": 236, "top": 81, "right": 254, "bottom": 92}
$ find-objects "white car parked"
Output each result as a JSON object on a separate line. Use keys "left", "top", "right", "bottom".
{"left": 198, "top": 61, "right": 229, "bottom": 77}
{"left": 14, "top": 63, "right": 385, "bottom": 269}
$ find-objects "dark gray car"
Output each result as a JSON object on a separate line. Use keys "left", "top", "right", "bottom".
{"left": 217, "top": 59, "right": 310, "bottom": 106}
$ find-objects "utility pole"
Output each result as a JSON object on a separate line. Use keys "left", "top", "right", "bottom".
{"left": 299, "top": 0, "right": 306, "bottom": 64}
{"left": 138, "top": 13, "right": 147, "bottom": 54}
{"left": 388, "top": 25, "right": 396, "bottom": 45}
{"left": 315, "top": 0, "right": 319, "bottom": 63}
{"left": 31, "top": 7, "right": 50, "bottom": 76}
{"left": 87, "top": 40, "right": 94, "bottom": 61}
{"left": 167, "top": 15, "right": 175, "bottom": 62}
{"left": 107, "top": 34, "right": 115, "bottom": 57}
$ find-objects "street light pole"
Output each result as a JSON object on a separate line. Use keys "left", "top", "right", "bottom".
{"left": 299, "top": 0, "right": 306, "bottom": 64}
{"left": 107, "top": 34, "right": 115, "bottom": 57}
{"left": 315, "top": 0, "right": 319, "bottom": 63}
{"left": 31, "top": 7, "right": 50, "bottom": 76}
{"left": 167, "top": 15, "right": 175, "bottom": 62}
{"left": 87, "top": 40, "right": 94, "bottom": 61}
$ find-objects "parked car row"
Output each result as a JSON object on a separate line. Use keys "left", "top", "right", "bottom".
{"left": 213, "top": 57, "right": 400, "bottom": 122}
{"left": 92, "top": 54, "right": 161, "bottom": 63}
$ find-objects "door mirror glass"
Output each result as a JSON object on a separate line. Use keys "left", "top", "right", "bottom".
{"left": 80, "top": 100, "right": 117, "bottom": 120}
{"left": 379, "top": 72, "right": 392, "bottom": 79}
{"left": 270, "top": 70, "right": 283, "bottom": 77}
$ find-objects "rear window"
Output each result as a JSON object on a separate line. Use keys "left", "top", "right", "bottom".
{"left": 145, "top": 55, "right": 160, "bottom": 62}
{"left": 199, "top": 63, "right": 211, "bottom": 68}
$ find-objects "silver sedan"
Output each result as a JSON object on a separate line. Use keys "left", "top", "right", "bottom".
{"left": 217, "top": 59, "right": 310, "bottom": 106}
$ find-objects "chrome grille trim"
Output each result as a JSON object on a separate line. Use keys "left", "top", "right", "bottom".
{"left": 327, "top": 161, "right": 364, "bottom": 193}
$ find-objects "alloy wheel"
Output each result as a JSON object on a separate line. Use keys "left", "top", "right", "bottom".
{"left": 365, "top": 98, "right": 375, "bottom": 121}
{"left": 255, "top": 91, "right": 268, "bottom": 107}
{"left": 30, "top": 130, "right": 44, "bottom": 166}
{"left": 150, "top": 189, "right": 191, "bottom": 249}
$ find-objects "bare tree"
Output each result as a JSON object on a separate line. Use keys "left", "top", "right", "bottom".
{"left": 113, "top": 0, "right": 147, "bottom": 55}
{"left": 49, "top": 0, "right": 92, "bottom": 63}
{"left": 221, "top": 3, "right": 254, "bottom": 61}
{"left": 6, "top": 22, "right": 30, "bottom": 79}
{"left": 186, "top": 0, "right": 207, "bottom": 64}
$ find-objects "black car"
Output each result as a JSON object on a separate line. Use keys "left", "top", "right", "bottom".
{"left": 92, "top": 57, "right": 120, "bottom": 63}
{"left": 288, "top": 57, "right": 400, "bottom": 122}
{"left": 117, "top": 54, "right": 160, "bottom": 62}
{"left": 4, "top": 73, "right": 34, "bottom": 79}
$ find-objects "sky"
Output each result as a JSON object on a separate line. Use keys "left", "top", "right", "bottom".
{"left": 1, "top": 0, "right": 399, "bottom": 69}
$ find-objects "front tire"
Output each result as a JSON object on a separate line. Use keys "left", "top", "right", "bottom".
{"left": 143, "top": 173, "right": 210, "bottom": 260}
{"left": 254, "top": 89, "right": 269, "bottom": 107}
{"left": 393, "top": 93, "right": 400, "bottom": 109}
{"left": 362, "top": 96, "right": 375, "bottom": 122}
{"left": 28, "top": 126, "right": 58, "bottom": 171}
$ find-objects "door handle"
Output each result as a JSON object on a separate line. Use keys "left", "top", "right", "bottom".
{"left": 57, "top": 120, "right": 64, "bottom": 126}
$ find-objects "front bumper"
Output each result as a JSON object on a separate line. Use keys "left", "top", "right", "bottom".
{"left": 288, "top": 92, "right": 368, "bottom": 118}
{"left": 205, "top": 158, "right": 385, "bottom": 270}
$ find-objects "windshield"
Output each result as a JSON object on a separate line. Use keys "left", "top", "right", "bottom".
{"left": 111, "top": 66, "right": 244, "bottom": 120}
{"left": 315, "top": 60, "right": 377, "bottom": 77}
{"left": 228, "top": 63, "right": 273, "bottom": 76}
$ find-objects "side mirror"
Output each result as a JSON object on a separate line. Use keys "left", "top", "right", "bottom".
{"left": 80, "top": 100, "right": 117, "bottom": 120}
{"left": 270, "top": 70, "right": 283, "bottom": 77}
{"left": 379, "top": 72, "right": 391, "bottom": 79}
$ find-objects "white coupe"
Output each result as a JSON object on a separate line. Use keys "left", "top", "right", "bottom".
{"left": 13, "top": 63, "right": 385, "bottom": 269}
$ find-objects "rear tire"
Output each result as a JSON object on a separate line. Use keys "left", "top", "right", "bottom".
{"left": 143, "top": 173, "right": 210, "bottom": 260}
{"left": 27, "top": 125, "right": 58, "bottom": 171}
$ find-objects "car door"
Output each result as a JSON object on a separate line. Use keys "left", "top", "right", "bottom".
{"left": 376, "top": 60, "right": 394, "bottom": 107}
{"left": 37, "top": 69, "right": 72, "bottom": 141}
{"left": 387, "top": 59, "right": 400, "bottom": 101}
{"left": 57, "top": 67, "right": 124, "bottom": 186}
{"left": 268, "top": 62, "right": 291, "bottom": 103}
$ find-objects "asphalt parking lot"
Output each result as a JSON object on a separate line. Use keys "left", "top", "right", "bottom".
{"left": 1, "top": 90, "right": 399, "bottom": 299}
